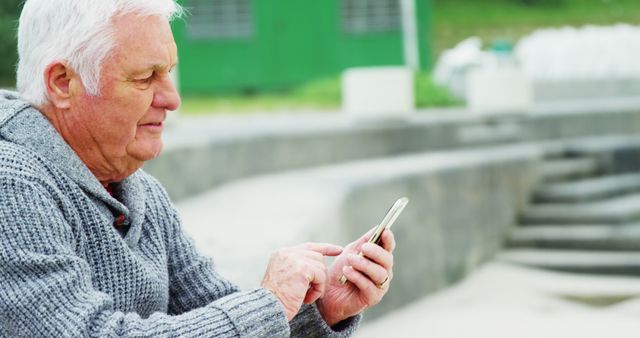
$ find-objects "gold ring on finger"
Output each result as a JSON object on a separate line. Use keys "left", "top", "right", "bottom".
{"left": 377, "top": 275, "right": 389, "bottom": 289}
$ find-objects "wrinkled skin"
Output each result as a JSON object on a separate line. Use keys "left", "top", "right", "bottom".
{"left": 318, "top": 229, "right": 395, "bottom": 326}
{"left": 261, "top": 243, "right": 343, "bottom": 320}
{"left": 261, "top": 229, "right": 395, "bottom": 326}
{"left": 41, "top": 13, "right": 181, "bottom": 185}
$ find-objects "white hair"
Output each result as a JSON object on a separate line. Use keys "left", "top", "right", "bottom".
{"left": 17, "top": 0, "right": 183, "bottom": 106}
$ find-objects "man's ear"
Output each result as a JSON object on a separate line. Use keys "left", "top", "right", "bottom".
{"left": 44, "top": 61, "right": 75, "bottom": 109}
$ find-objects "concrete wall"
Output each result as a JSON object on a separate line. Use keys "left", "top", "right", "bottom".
{"left": 533, "top": 79, "right": 640, "bottom": 103}
{"left": 524, "top": 98, "right": 640, "bottom": 140}
{"left": 147, "top": 99, "right": 640, "bottom": 201}
{"left": 146, "top": 117, "right": 464, "bottom": 201}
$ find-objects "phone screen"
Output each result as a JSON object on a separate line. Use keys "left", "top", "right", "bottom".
{"left": 367, "top": 197, "right": 409, "bottom": 245}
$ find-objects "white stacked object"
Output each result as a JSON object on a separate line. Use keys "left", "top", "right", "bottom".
{"left": 434, "top": 24, "right": 640, "bottom": 105}
{"left": 515, "top": 24, "right": 640, "bottom": 101}
{"left": 466, "top": 63, "right": 533, "bottom": 114}
{"left": 516, "top": 24, "right": 640, "bottom": 82}
{"left": 342, "top": 66, "right": 415, "bottom": 116}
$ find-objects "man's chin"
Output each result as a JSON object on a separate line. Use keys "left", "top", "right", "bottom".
{"left": 127, "top": 142, "right": 164, "bottom": 162}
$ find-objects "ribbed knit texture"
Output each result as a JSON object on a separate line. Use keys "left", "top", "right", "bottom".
{"left": 0, "top": 91, "right": 360, "bottom": 337}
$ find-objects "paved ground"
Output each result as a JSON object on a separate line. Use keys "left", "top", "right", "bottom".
{"left": 353, "top": 262, "right": 640, "bottom": 338}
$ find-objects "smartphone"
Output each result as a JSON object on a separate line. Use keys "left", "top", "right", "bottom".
{"left": 339, "top": 197, "right": 409, "bottom": 285}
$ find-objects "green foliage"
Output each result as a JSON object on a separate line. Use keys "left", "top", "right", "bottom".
{"left": 415, "top": 72, "right": 462, "bottom": 108}
{"left": 289, "top": 77, "right": 342, "bottom": 108}
{"left": 180, "top": 76, "right": 343, "bottom": 115}
{"left": 512, "top": 0, "right": 567, "bottom": 5}
{"left": 180, "top": 73, "right": 460, "bottom": 115}
{"left": 0, "top": 0, "right": 22, "bottom": 87}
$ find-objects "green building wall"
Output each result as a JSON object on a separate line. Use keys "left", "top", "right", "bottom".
{"left": 173, "top": 0, "right": 431, "bottom": 95}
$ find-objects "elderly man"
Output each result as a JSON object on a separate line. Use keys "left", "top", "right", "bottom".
{"left": 0, "top": 0, "right": 396, "bottom": 337}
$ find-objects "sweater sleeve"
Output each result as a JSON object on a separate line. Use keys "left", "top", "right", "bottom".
{"left": 161, "top": 205, "right": 361, "bottom": 338}
{"left": 290, "top": 303, "right": 362, "bottom": 338}
{"left": 0, "top": 177, "right": 290, "bottom": 338}
{"left": 149, "top": 176, "right": 361, "bottom": 338}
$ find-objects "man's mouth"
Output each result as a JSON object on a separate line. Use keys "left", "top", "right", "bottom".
{"left": 139, "top": 112, "right": 167, "bottom": 130}
{"left": 138, "top": 121, "right": 164, "bottom": 132}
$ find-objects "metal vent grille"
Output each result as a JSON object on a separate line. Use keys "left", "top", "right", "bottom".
{"left": 342, "top": 0, "right": 401, "bottom": 34}
{"left": 187, "top": 0, "right": 253, "bottom": 39}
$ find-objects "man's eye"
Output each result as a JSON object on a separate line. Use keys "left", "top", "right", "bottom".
{"left": 136, "top": 76, "right": 153, "bottom": 84}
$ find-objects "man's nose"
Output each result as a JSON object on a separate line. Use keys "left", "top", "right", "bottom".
{"left": 152, "top": 73, "right": 181, "bottom": 111}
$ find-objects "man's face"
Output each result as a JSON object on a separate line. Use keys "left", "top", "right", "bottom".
{"left": 65, "top": 13, "right": 180, "bottom": 183}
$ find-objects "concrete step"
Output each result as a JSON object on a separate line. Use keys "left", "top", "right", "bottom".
{"left": 508, "top": 223, "right": 640, "bottom": 250}
{"left": 556, "top": 134, "right": 640, "bottom": 158}
{"left": 540, "top": 144, "right": 572, "bottom": 160}
{"left": 457, "top": 123, "right": 522, "bottom": 145}
{"left": 540, "top": 157, "right": 600, "bottom": 183}
{"left": 498, "top": 249, "right": 640, "bottom": 276}
{"left": 533, "top": 173, "right": 640, "bottom": 203}
{"left": 520, "top": 193, "right": 640, "bottom": 225}
{"left": 538, "top": 134, "right": 640, "bottom": 157}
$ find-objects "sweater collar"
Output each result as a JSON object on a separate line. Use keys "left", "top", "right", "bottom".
{"left": 0, "top": 91, "right": 146, "bottom": 245}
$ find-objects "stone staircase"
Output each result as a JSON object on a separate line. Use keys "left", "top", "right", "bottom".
{"left": 500, "top": 143, "right": 640, "bottom": 275}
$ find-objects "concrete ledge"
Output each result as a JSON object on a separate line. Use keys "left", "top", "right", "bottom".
{"left": 525, "top": 99, "right": 640, "bottom": 141}
{"left": 533, "top": 79, "right": 640, "bottom": 102}
{"left": 176, "top": 144, "right": 541, "bottom": 320}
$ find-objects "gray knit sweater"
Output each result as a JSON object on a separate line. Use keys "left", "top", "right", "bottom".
{"left": 0, "top": 91, "right": 360, "bottom": 337}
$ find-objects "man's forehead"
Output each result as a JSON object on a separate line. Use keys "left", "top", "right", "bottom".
{"left": 112, "top": 46, "right": 178, "bottom": 76}
{"left": 109, "top": 15, "right": 178, "bottom": 74}
{"left": 125, "top": 60, "right": 178, "bottom": 75}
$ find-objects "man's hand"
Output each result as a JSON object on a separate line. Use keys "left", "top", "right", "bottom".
{"left": 317, "top": 229, "right": 396, "bottom": 326}
{"left": 261, "top": 243, "right": 343, "bottom": 321}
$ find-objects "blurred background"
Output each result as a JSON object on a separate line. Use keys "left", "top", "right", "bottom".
{"left": 5, "top": 1, "right": 640, "bottom": 337}
{"left": 2, "top": 0, "right": 639, "bottom": 112}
